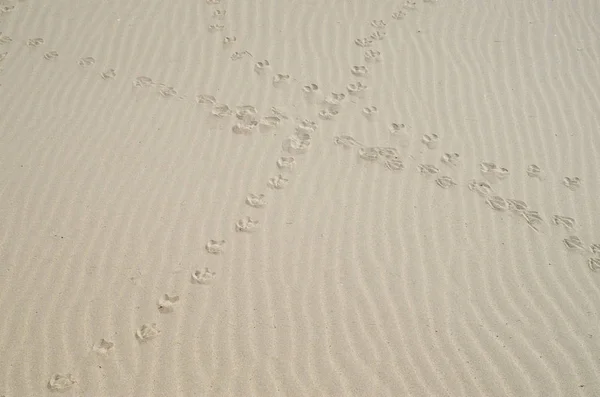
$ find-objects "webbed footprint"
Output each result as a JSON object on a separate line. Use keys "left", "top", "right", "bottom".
{"left": 135, "top": 323, "right": 160, "bottom": 342}
{"left": 192, "top": 268, "right": 217, "bottom": 285}
{"left": 92, "top": 339, "right": 114, "bottom": 356}
{"left": 47, "top": 373, "right": 76, "bottom": 392}
{"left": 206, "top": 239, "right": 226, "bottom": 254}
{"left": 157, "top": 294, "right": 180, "bottom": 313}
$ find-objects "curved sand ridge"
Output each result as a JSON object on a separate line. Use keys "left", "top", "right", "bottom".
{"left": 1, "top": 0, "right": 600, "bottom": 395}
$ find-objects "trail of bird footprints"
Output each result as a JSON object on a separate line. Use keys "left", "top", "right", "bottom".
{"left": 1, "top": 0, "right": 597, "bottom": 393}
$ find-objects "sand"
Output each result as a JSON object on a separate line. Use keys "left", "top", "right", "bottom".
{"left": 1, "top": 0, "right": 600, "bottom": 395}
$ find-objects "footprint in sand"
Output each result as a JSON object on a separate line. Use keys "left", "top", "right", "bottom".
{"left": 506, "top": 199, "right": 528, "bottom": 212}
{"left": 47, "top": 373, "right": 76, "bottom": 392}
{"left": 362, "top": 106, "right": 378, "bottom": 120}
{"left": 563, "top": 235, "right": 586, "bottom": 252}
{"left": 208, "top": 24, "right": 225, "bottom": 32}
{"left": 259, "top": 116, "right": 282, "bottom": 131}
{"left": 351, "top": 65, "right": 368, "bottom": 77}
{"left": 418, "top": 164, "right": 440, "bottom": 176}
{"left": 192, "top": 268, "right": 217, "bottom": 285}
{"left": 211, "top": 103, "right": 233, "bottom": 117}
{"left": 347, "top": 82, "right": 368, "bottom": 96}
{"left": 436, "top": 176, "right": 457, "bottom": 189}
{"left": 441, "top": 152, "right": 461, "bottom": 167}
{"left": 296, "top": 119, "right": 317, "bottom": 134}
{"left": 468, "top": 179, "right": 493, "bottom": 197}
{"left": 235, "top": 216, "right": 259, "bottom": 233}
{"left": 589, "top": 258, "right": 600, "bottom": 272}
{"left": 526, "top": 164, "right": 543, "bottom": 179}
{"left": 480, "top": 162, "right": 509, "bottom": 183}
{"left": 133, "top": 76, "right": 154, "bottom": 88}
{"left": 271, "top": 105, "right": 288, "bottom": 119}
{"left": 1, "top": 5, "right": 15, "bottom": 14}
{"left": 485, "top": 195, "right": 509, "bottom": 212}
{"left": 324, "top": 92, "right": 345, "bottom": 109}
{"left": 92, "top": 339, "right": 114, "bottom": 356}
{"left": 355, "top": 37, "right": 373, "bottom": 47}
{"left": 77, "top": 56, "right": 95, "bottom": 68}
{"left": 364, "top": 49, "right": 382, "bottom": 63}
{"left": 370, "top": 30, "right": 387, "bottom": 41}
{"left": 358, "top": 147, "right": 380, "bottom": 162}
{"left": 27, "top": 38, "right": 44, "bottom": 47}
{"left": 421, "top": 133, "right": 440, "bottom": 149}
{"left": 0, "top": 29, "right": 13, "bottom": 40}
{"left": 232, "top": 120, "right": 259, "bottom": 135}
{"left": 495, "top": 167, "right": 510, "bottom": 180}
{"left": 302, "top": 83, "right": 320, "bottom": 103}
{"left": 272, "top": 73, "right": 291, "bottom": 87}
{"left": 403, "top": 1, "right": 418, "bottom": 11}
{"left": 231, "top": 51, "right": 252, "bottom": 61}
{"left": 370, "top": 19, "right": 387, "bottom": 29}
{"left": 158, "top": 85, "right": 178, "bottom": 98}
{"left": 390, "top": 123, "right": 411, "bottom": 147}
{"left": 384, "top": 158, "right": 404, "bottom": 171}
{"left": 206, "top": 239, "right": 226, "bottom": 254}
{"left": 392, "top": 10, "right": 408, "bottom": 20}
{"left": 254, "top": 60, "right": 270, "bottom": 74}
{"left": 562, "top": 176, "right": 582, "bottom": 191}
{"left": 268, "top": 175, "right": 289, "bottom": 189}
{"left": 377, "top": 147, "right": 400, "bottom": 160}
{"left": 212, "top": 9, "right": 226, "bottom": 18}
{"left": 318, "top": 108, "right": 339, "bottom": 120}
{"left": 223, "top": 36, "right": 237, "bottom": 45}
{"left": 282, "top": 133, "right": 311, "bottom": 155}
{"left": 135, "top": 323, "right": 160, "bottom": 342}
{"left": 43, "top": 51, "right": 58, "bottom": 60}
{"left": 552, "top": 215, "right": 576, "bottom": 230}
{"left": 389, "top": 123, "right": 408, "bottom": 134}
{"left": 277, "top": 156, "right": 296, "bottom": 170}
{"left": 520, "top": 210, "right": 544, "bottom": 231}
{"left": 236, "top": 105, "right": 258, "bottom": 121}
{"left": 334, "top": 135, "right": 363, "bottom": 149}
{"left": 196, "top": 94, "right": 217, "bottom": 105}
{"left": 235, "top": 216, "right": 260, "bottom": 232}
{"left": 157, "top": 294, "right": 180, "bottom": 313}
{"left": 246, "top": 193, "right": 267, "bottom": 208}
{"left": 100, "top": 68, "right": 116, "bottom": 80}
{"left": 302, "top": 83, "right": 319, "bottom": 94}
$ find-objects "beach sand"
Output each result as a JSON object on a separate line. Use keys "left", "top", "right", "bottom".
{"left": 0, "top": 0, "right": 599, "bottom": 395}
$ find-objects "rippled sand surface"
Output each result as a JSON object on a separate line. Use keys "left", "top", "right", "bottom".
{"left": 1, "top": 0, "right": 600, "bottom": 395}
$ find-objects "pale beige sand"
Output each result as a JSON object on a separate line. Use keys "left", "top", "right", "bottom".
{"left": 1, "top": 0, "right": 600, "bottom": 395}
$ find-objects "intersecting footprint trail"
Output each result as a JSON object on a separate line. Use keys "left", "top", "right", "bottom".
{"left": 1, "top": 0, "right": 599, "bottom": 393}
